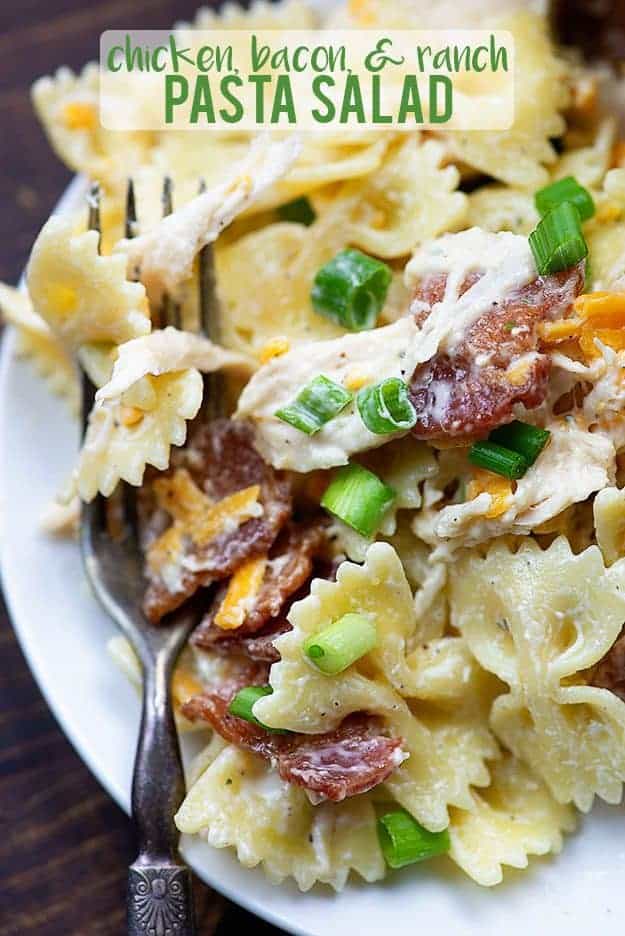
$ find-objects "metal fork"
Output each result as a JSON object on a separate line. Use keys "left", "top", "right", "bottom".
{"left": 80, "top": 179, "right": 222, "bottom": 935}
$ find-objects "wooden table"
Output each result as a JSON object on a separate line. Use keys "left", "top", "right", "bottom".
{"left": 0, "top": 2, "right": 284, "bottom": 932}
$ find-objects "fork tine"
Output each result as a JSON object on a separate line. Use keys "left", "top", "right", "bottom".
{"left": 125, "top": 178, "right": 137, "bottom": 240}
{"left": 159, "top": 177, "right": 181, "bottom": 331}
{"left": 197, "top": 179, "right": 224, "bottom": 420}
{"left": 87, "top": 180, "right": 101, "bottom": 239}
{"left": 82, "top": 182, "right": 101, "bottom": 433}
{"left": 161, "top": 174, "right": 173, "bottom": 216}
{"left": 81, "top": 182, "right": 107, "bottom": 530}
{"left": 121, "top": 180, "right": 139, "bottom": 532}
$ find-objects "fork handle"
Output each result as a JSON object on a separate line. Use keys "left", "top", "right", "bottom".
{"left": 128, "top": 862, "right": 195, "bottom": 935}
{"left": 128, "top": 653, "right": 196, "bottom": 935}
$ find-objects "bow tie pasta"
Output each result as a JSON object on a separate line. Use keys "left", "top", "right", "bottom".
{"left": 27, "top": 214, "right": 150, "bottom": 348}
{"left": 95, "top": 328, "right": 254, "bottom": 403}
{"left": 594, "top": 486, "right": 625, "bottom": 566}
{"left": 26, "top": 214, "right": 207, "bottom": 501}
{"left": 24, "top": 153, "right": 272, "bottom": 502}
{"left": 441, "top": 13, "right": 569, "bottom": 190}
{"left": 338, "top": 6, "right": 568, "bottom": 189}
{"left": 176, "top": 735, "right": 385, "bottom": 891}
{"left": 339, "top": 138, "right": 468, "bottom": 260}
{"left": 451, "top": 537, "right": 625, "bottom": 810}
{"left": 254, "top": 543, "right": 499, "bottom": 832}
{"left": 76, "top": 370, "right": 203, "bottom": 500}
{"left": 31, "top": 63, "right": 153, "bottom": 191}
{"left": 75, "top": 329, "right": 255, "bottom": 500}
{"left": 449, "top": 755, "right": 576, "bottom": 887}
{"left": 0, "top": 282, "right": 78, "bottom": 412}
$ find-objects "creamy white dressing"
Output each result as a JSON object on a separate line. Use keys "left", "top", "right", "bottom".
{"left": 405, "top": 227, "right": 538, "bottom": 358}
{"left": 239, "top": 229, "right": 538, "bottom": 472}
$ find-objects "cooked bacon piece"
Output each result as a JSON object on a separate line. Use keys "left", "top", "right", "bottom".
{"left": 140, "top": 419, "right": 292, "bottom": 623}
{"left": 195, "top": 611, "right": 290, "bottom": 663}
{"left": 236, "top": 623, "right": 289, "bottom": 661}
{"left": 182, "top": 691, "right": 277, "bottom": 758}
{"left": 277, "top": 716, "right": 406, "bottom": 802}
{"left": 210, "top": 658, "right": 272, "bottom": 704}
{"left": 182, "top": 686, "right": 405, "bottom": 802}
{"left": 589, "top": 628, "right": 625, "bottom": 701}
{"left": 192, "top": 518, "right": 327, "bottom": 652}
{"left": 241, "top": 520, "right": 327, "bottom": 632}
{"left": 409, "top": 264, "right": 585, "bottom": 441}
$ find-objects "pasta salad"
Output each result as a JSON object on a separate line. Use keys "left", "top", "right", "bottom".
{"left": 4, "top": 0, "right": 625, "bottom": 892}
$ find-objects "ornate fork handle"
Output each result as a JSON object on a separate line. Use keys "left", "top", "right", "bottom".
{"left": 127, "top": 649, "right": 197, "bottom": 935}
{"left": 128, "top": 864, "right": 195, "bottom": 936}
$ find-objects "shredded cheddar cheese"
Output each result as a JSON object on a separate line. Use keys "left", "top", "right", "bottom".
{"left": 147, "top": 469, "right": 261, "bottom": 576}
{"left": 195, "top": 485, "right": 261, "bottom": 544}
{"left": 539, "top": 319, "right": 581, "bottom": 343}
{"left": 120, "top": 405, "right": 144, "bottom": 427}
{"left": 467, "top": 469, "right": 512, "bottom": 519}
{"left": 541, "top": 293, "right": 625, "bottom": 360}
{"left": 259, "top": 336, "right": 290, "bottom": 364}
{"left": 172, "top": 667, "right": 204, "bottom": 708}
{"left": 505, "top": 356, "right": 532, "bottom": 387}
{"left": 574, "top": 292, "right": 625, "bottom": 329}
{"left": 577, "top": 293, "right": 625, "bottom": 358}
{"left": 214, "top": 556, "right": 268, "bottom": 630}
{"left": 580, "top": 327, "right": 625, "bottom": 358}
{"left": 62, "top": 101, "right": 97, "bottom": 131}
{"left": 348, "top": 0, "right": 376, "bottom": 25}
{"left": 344, "top": 369, "right": 369, "bottom": 392}
{"left": 595, "top": 201, "right": 622, "bottom": 224}
{"left": 153, "top": 469, "right": 213, "bottom": 522}
{"left": 370, "top": 209, "right": 388, "bottom": 230}
{"left": 46, "top": 283, "right": 78, "bottom": 317}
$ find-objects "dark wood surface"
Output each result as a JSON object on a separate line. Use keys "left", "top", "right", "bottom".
{"left": 0, "top": 2, "right": 284, "bottom": 934}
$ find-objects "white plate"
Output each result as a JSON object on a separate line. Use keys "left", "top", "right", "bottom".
{"left": 2, "top": 181, "right": 625, "bottom": 936}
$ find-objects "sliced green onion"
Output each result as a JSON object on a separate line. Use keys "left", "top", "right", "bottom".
{"left": 277, "top": 196, "right": 316, "bottom": 226}
{"left": 275, "top": 375, "right": 353, "bottom": 435}
{"left": 529, "top": 202, "right": 588, "bottom": 275}
{"left": 489, "top": 420, "right": 551, "bottom": 466}
{"left": 228, "top": 685, "right": 291, "bottom": 734}
{"left": 469, "top": 440, "right": 528, "bottom": 479}
{"left": 357, "top": 378, "right": 417, "bottom": 434}
{"left": 535, "top": 176, "right": 595, "bottom": 222}
{"left": 303, "top": 612, "right": 377, "bottom": 675}
{"left": 378, "top": 809, "right": 450, "bottom": 869}
{"left": 311, "top": 249, "right": 392, "bottom": 331}
{"left": 321, "top": 463, "right": 396, "bottom": 537}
